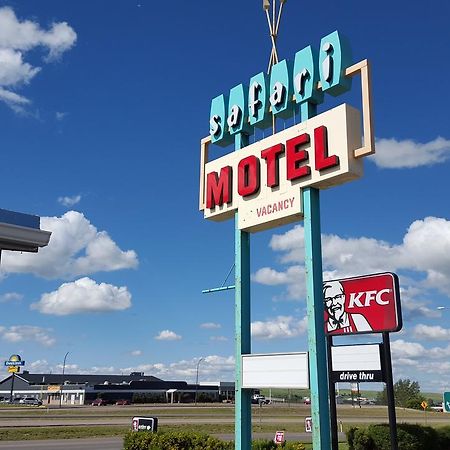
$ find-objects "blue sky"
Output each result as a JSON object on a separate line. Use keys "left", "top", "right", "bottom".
{"left": 0, "top": 0, "right": 449, "bottom": 392}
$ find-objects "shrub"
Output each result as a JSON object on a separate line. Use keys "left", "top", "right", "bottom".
{"left": 347, "top": 426, "right": 359, "bottom": 450}
{"left": 349, "top": 423, "right": 442, "bottom": 450}
{"left": 437, "top": 426, "right": 450, "bottom": 450}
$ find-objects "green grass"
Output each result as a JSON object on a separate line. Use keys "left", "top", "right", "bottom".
{"left": 0, "top": 425, "right": 128, "bottom": 441}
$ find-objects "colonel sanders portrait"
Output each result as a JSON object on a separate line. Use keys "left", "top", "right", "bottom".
{"left": 323, "top": 280, "right": 372, "bottom": 334}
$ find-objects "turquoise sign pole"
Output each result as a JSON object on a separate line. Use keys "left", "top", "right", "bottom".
{"left": 234, "top": 132, "right": 252, "bottom": 450}
{"left": 301, "top": 98, "right": 331, "bottom": 448}
{"left": 303, "top": 187, "right": 331, "bottom": 449}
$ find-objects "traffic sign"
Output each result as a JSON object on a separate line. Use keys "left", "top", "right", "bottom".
{"left": 421, "top": 401, "right": 428, "bottom": 410}
{"left": 443, "top": 392, "right": 450, "bottom": 413}
{"left": 273, "top": 431, "right": 285, "bottom": 444}
{"left": 305, "top": 417, "right": 312, "bottom": 433}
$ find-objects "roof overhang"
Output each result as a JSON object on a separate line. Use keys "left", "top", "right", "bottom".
{"left": 0, "top": 208, "right": 51, "bottom": 253}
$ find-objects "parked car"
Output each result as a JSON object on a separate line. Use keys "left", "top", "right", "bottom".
{"left": 115, "top": 399, "right": 130, "bottom": 405}
{"left": 91, "top": 398, "right": 108, "bottom": 406}
{"left": 303, "top": 397, "right": 311, "bottom": 405}
{"left": 20, "top": 397, "right": 42, "bottom": 406}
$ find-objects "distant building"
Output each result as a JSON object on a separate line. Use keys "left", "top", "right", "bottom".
{"left": 0, "top": 371, "right": 234, "bottom": 405}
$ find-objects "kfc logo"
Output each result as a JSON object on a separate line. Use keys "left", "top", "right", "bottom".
{"left": 323, "top": 273, "right": 402, "bottom": 336}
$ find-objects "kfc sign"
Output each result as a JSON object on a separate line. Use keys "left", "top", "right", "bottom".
{"left": 323, "top": 273, "right": 402, "bottom": 335}
{"left": 202, "top": 104, "right": 363, "bottom": 232}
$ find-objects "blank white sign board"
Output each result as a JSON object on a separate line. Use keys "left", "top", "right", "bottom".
{"left": 331, "top": 344, "right": 381, "bottom": 371}
{"left": 241, "top": 352, "right": 309, "bottom": 389}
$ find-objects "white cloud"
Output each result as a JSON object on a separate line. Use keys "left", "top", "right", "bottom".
{"left": 2, "top": 211, "right": 138, "bottom": 279}
{"left": 56, "top": 111, "right": 67, "bottom": 121}
{"left": 251, "top": 315, "right": 307, "bottom": 340}
{"left": 210, "top": 336, "right": 228, "bottom": 342}
{"left": 120, "top": 355, "right": 235, "bottom": 382}
{"left": 254, "top": 217, "right": 450, "bottom": 301}
{"left": 200, "top": 322, "right": 221, "bottom": 329}
{"left": 412, "top": 324, "right": 450, "bottom": 341}
{"left": 155, "top": 330, "right": 182, "bottom": 341}
{"left": 58, "top": 195, "right": 81, "bottom": 207}
{"left": 0, "top": 325, "right": 55, "bottom": 346}
{"left": 0, "top": 292, "right": 23, "bottom": 303}
{"left": 372, "top": 137, "right": 450, "bottom": 169}
{"left": 0, "top": 86, "right": 29, "bottom": 112}
{"left": 31, "top": 277, "right": 132, "bottom": 316}
{"left": 131, "top": 350, "right": 142, "bottom": 356}
{"left": 0, "top": 7, "right": 76, "bottom": 112}
{"left": 391, "top": 339, "right": 426, "bottom": 359}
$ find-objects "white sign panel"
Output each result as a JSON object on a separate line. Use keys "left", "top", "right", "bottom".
{"left": 242, "top": 352, "right": 309, "bottom": 389}
{"left": 202, "top": 104, "right": 362, "bottom": 232}
{"left": 331, "top": 344, "right": 381, "bottom": 372}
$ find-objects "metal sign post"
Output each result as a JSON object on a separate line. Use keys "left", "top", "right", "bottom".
{"left": 382, "top": 332, "right": 398, "bottom": 450}
{"left": 234, "top": 133, "right": 252, "bottom": 450}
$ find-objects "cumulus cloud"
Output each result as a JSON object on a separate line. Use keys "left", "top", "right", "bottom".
{"left": 372, "top": 137, "right": 450, "bottom": 169}
{"left": 200, "top": 322, "right": 221, "bottom": 329}
{"left": 251, "top": 315, "right": 307, "bottom": 340}
{"left": 2, "top": 211, "right": 138, "bottom": 279}
{"left": 253, "top": 217, "right": 450, "bottom": 302}
{"left": 0, "top": 325, "right": 55, "bottom": 346}
{"left": 155, "top": 330, "right": 182, "bottom": 341}
{"left": 0, "top": 292, "right": 23, "bottom": 303}
{"left": 120, "top": 355, "right": 235, "bottom": 382}
{"left": 31, "top": 277, "right": 132, "bottom": 315}
{"left": 0, "top": 7, "right": 76, "bottom": 112}
{"left": 412, "top": 324, "right": 450, "bottom": 341}
{"left": 58, "top": 195, "right": 81, "bottom": 207}
{"left": 131, "top": 350, "right": 142, "bottom": 356}
{"left": 210, "top": 336, "right": 228, "bottom": 342}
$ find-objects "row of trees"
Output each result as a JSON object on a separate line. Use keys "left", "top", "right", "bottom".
{"left": 376, "top": 378, "right": 437, "bottom": 409}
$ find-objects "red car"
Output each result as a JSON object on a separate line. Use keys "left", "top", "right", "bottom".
{"left": 115, "top": 399, "right": 130, "bottom": 405}
{"left": 91, "top": 398, "right": 108, "bottom": 406}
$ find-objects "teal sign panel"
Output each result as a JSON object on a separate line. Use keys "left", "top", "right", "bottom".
{"left": 248, "top": 72, "right": 271, "bottom": 129}
{"left": 319, "top": 30, "right": 352, "bottom": 96}
{"left": 210, "top": 94, "right": 233, "bottom": 147}
{"left": 228, "top": 84, "right": 251, "bottom": 136}
{"left": 269, "top": 59, "right": 293, "bottom": 119}
{"left": 444, "top": 392, "right": 450, "bottom": 413}
{"left": 293, "top": 46, "right": 323, "bottom": 105}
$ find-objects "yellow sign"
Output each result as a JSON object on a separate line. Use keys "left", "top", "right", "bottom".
{"left": 47, "top": 385, "right": 61, "bottom": 392}
{"left": 7, "top": 366, "right": 19, "bottom": 373}
{"left": 421, "top": 401, "right": 428, "bottom": 410}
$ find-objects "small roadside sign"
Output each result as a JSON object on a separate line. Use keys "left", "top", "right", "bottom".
{"left": 421, "top": 401, "right": 428, "bottom": 410}
{"left": 443, "top": 392, "right": 450, "bottom": 413}
{"left": 274, "top": 431, "right": 285, "bottom": 444}
{"left": 305, "top": 417, "right": 312, "bottom": 433}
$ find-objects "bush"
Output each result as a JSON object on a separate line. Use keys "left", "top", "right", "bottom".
{"left": 123, "top": 431, "right": 306, "bottom": 450}
{"left": 437, "top": 426, "right": 450, "bottom": 449}
{"left": 348, "top": 423, "right": 444, "bottom": 450}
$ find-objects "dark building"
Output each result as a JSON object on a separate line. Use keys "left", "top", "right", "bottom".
{"left": 0, "top": 371, "right": 234, "bottom": 405}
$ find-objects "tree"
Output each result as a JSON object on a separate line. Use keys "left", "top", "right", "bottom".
{"left": 376, "top": 379, "right": 424, "bottom": 408}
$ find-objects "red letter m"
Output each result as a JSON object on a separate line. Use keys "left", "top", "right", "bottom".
{"left": 206, "top": 166, "right": 232, "bottom": 209}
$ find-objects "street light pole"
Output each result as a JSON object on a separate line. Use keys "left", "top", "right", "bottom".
{"left": 59, "top": 352, "right": 69, "bottom": 409}
{"left": 195, "top": 357, "right": 204, "bottom": 405}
